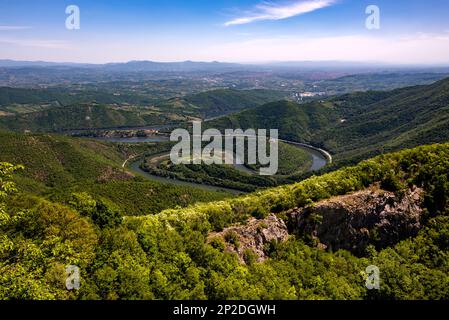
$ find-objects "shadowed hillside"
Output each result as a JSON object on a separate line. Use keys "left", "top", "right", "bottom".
{"left": 208, "top": 77, "right": 449, "bottom": 165}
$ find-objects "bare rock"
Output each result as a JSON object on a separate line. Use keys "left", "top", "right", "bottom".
{"left": 208, "top": 214, "right": 289, "bottom": 264}
{"left": 287, "top": 186, "right": 424, "bottom": 254}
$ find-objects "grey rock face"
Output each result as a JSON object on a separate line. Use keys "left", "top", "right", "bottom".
{"left": 208, "top": 214, "right": 289, "bottom": 263}
{"left": 287, "top": 186, "right": 424, "bottom": 254}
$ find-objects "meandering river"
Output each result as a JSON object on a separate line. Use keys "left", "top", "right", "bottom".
{"left": 84, "top": 123, "right": 333, "bottom": 193}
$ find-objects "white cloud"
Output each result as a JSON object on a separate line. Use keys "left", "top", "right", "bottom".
{"left": 0, "top": 25, "right": 32, "bottom": 31}
{"left": 0, "top": 38, "right": 71, "bottom": 49}
{"left": 224, "top": 0, "right": 337, "bottom": 26}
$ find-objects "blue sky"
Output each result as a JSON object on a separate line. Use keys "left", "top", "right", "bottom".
{"left": 0, "top": 0, "right": 449, "bottom": 64}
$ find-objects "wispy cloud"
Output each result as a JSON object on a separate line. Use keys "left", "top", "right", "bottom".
{"left": 0, "top": 25, "right": 32, "bottom": 31}
{"left": 224, "top": 0, "right": 337, "bottom": 26}
{"left": 0, "top": 38, "right": 71, "bottom": 49}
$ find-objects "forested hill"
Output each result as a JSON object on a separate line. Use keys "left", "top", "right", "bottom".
{"left": 0, "top": 88, "right": 288, "bottom": 131}
{"left": 208, "top": 77, "right": 449, "bottom": 165}
{"left": 318, "top": 76, "right": 449, "bottom": 163}
{"left": 2, "top": 143, "right": 449, "bottom": 299}
{"left": 0, "top": 86, "right": 149, "bottom": 107}
{"left": 0, "top": 105, "right": 162, "bottom": 132}
{"left": 151, "top": 88, "right": 289, "bottom": 119}
{"left": 0, "top": 87, "right": 65, "bottom": 106}
{"left": 207, "top": 100, "right": 338, "bottom": 142}
{"left": 183, "top": 89, "right": 288, "bottom": 118}
{"left": 0, "top": 131, "right": 229, "bottom": 215}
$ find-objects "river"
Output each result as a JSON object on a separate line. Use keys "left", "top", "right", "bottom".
{"left": 128, "top": 156, "right": 244, "bottom": 194}
{"left": 94, "top": 135, "right": 169, "bottom": 143}
{"left": 84, "top": 123, "right": 332, "bottom": 193}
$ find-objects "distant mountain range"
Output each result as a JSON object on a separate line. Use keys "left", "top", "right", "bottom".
{"left": 0, "top": 59, "right": 243, "bottom": 72}
{"left": 1, "top": 59, "right": 448, "bottom": 73}
{"left": 0, "top": 59, "right": 93, "bottom": 68}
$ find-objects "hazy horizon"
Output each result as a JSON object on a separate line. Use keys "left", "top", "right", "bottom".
{"left": 1, "top": 58, "right": 449, "bottom": 68}
{"left": 1, "top": 0, "right": 449, "bottom": 64}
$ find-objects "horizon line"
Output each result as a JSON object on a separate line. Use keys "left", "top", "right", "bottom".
{"left": 1, "top": 58, "right": 449, "bottom": 68}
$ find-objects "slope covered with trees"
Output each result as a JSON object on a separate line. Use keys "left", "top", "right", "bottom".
{"left": 1, "top": 143, "right": 449, "bottom": 299}
{"left": 318, "top": 77, "right": 449, "bottom": 164}
{"left": 0, "top": 105, "right": 182, "bottom": 132}
{"left": 184, "top": 89, "right": 289, "bottom": 118}
{"left": 208, "top": 100, "right": 338, "bottom": 142}
{"left": 209, "top": 77, "right": 449, "bottom": 166}
{"left": 0, "top": 88, "right": 288, "bottom": 132}
{"left": 141, "top": 141, "right": 312, "bottom": 192}
{"left": 0, "top": 131, "right": 230, "bottom": 215}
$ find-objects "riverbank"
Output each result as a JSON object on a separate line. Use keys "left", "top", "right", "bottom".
{"left": 80, "top": 121, "right": 333, "bottom": 192}
{"left": 124, "top": 139, "right": 332, "bottom": 193}
{"left": 128, "top": 157, "right": 244, "bottom": 195}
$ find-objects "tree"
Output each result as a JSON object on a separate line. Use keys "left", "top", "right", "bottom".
{"left": 0, "top": 162, "right": 23, "bottom": 227}
{"left": 69, "top": 192, "right": 123, "bottom": 229}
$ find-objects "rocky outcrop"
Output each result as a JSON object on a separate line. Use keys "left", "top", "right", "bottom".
{"left": 287, "top": 186, "right": 424, "bottom": 255}
{"left": 207, "top": 186, "right": 425, "bottom": 263}
{"left": 208, "top": 214, "right": 289, "bottom": 264}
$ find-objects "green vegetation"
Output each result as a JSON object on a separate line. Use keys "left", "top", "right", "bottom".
{"left": 209, "top": 77, "right": 449, "bottom": 167}
{"left": 245, "top": 140, "right": 313, "bottom": 176}
{"left": 2, "top": 75, "right": 449, "bottom": 300}
{"left": 0, "top": 88, "right": 288, "bottom": 132}
{"left": 318, "top": 77, "right": 449, "bottom": 164}
{"left": 0, "top": 87, "right": 67, "bottom": 107}
{"left": 0, "top": 131, "right": 230, "bottom": 216}
{"left": 145, "top": 162, "right": 276, "bottom": 192}
{"left": 0, "top": 104, "right": 186, "bottom": 132}
{"left": 0, "top": 86, "right": 162, "bottom": 109}
{"left": 207, "top": 99, "right": 337, "bottom": 143}
{"left": 182, "top": 89, "right": 289, "bottom": 118}
{"left": 313, "top": 72, "right": 449, "bottom": 95}
{"left": 1, "top": 143, "right": 449, "bottom": 299}
{"left": 140, "top": 142, "right": 312, "bottom": 192}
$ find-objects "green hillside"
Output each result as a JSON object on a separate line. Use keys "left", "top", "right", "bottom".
{"left": 318, "top": 77, "right": 449, "bottom": 163}
{"left": 208, "top": 100, "right": 338, "bottom": 142}
{"left": 2, "top": 143, "right": 449, "bottom": 299}
{"left": 186, "top": 89, "right": 289, "bottom": 117}
{"left": 0, "top": 87, "right": 67, "bottom": 107}
{"left": 314, "top": 72, "right": 449, "bottom": 94}
{"left": 0, "top": 131, "right": 229, "bottom": 215}
{"left": 0, "top": 86, "right": 153, "bottom": 109}
{"left": 2, "top": 76, "right": 449, "bottom": 301}
{"left": 141, "top": 141, "right": 312, "bottom": 192}
{"left": 209, "top": 77, "right": 449, "bottom": 166}
{"left": 160, "top": 89, "right": 289, "bottom": 118}
{"left": 0, "top": 104, "right": 182, "bottom": 132}
{"left": 0, "top": 88, "right": 288, "bottom": 132}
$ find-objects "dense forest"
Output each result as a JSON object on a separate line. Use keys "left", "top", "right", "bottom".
{"left": 1, "top": 75, "right": 449, "bottom": 301}
{"left": 0, "top": 88, "right": 288, "bottom": 132}
{"left": 1, "top": 143, "right": 449, "bottom": 299}
{"left": 208, "top": 77, "right": 449, "bottom": 166}
{"left": 0, "top": 131, "right": 230, "bottom": 215}
{"left": 140, "top": 141, "right": 312, "bottom": 192}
